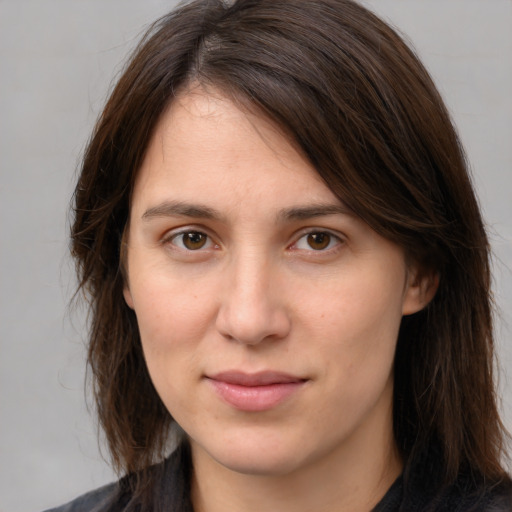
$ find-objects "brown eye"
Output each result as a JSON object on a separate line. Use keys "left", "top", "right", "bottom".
{"left": 183, "top": 232, "right": 207, "bottom": 250}
{"left": 307, "top": 232, "right": 331, "bottom": 250}
{"left": 172, "top": 231, "right": 210, "bottom": 250}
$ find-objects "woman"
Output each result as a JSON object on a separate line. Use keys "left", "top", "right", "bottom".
{"left": 49, "top": 0, "right": 511, "bottom": 510}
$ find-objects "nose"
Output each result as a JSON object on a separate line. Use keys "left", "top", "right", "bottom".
{"left": 215, "top": 254, "right": 291, "bottom": 345}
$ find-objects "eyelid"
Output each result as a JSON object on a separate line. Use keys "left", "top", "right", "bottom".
{"left": 289, "top": 228, "right": 345, "bottom": 252}
{"left": 159, "top": 225, "right": 345, "bottom": 253}
{"left": 161, "top": 226, "right": 219, "bottom": 251}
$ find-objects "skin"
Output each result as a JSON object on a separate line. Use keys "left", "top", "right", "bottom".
{"left": 123, "top": 85, "right": 436, "bottom": 512}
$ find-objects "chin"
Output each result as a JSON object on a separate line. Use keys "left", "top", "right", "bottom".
{"left": 192, "top": 430, "right": 308, "bottom": 477}
{"left": 214, "top": 450, "right": 303, "bottom": 477}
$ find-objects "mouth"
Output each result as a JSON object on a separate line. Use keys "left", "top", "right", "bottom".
{"left": 205, "top": 371, "right": 308, "bottom": 412}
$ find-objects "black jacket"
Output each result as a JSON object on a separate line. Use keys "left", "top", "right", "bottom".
{"left": 44, "top": 443, "right": 512, "bottom": 512}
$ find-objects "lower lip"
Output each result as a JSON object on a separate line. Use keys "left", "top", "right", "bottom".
{"left": 207, "top": 379, "right": 306, "bottom": 412}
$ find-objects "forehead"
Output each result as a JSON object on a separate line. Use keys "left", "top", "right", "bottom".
{"left": 131, "top": 86, "right": 341, "bottom": 215}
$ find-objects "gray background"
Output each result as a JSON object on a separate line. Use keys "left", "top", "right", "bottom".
{"left": 0, "top": 1, "right": 511, "bottom": 511}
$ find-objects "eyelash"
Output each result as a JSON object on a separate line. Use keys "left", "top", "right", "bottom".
{"left": 163, "top": 230, "right": 218, "bottom": 251}
{"left": 162, "top": 228, "right": 343, "bottom": 254}
{"left": 291, "top": 230, "right": 344, "bottom": 253}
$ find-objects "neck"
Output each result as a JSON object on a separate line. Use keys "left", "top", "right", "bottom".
{"left": 190, "top": 414, "right": 401, "bottom": 512}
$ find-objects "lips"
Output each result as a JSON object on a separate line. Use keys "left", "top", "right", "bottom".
{"left": 205, "top": 371, "right": 307, "bottom": 412}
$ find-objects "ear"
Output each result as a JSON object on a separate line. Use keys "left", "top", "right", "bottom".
{"left": 402, "top": 266, "right": 439, "bottom": 316}
{"left": 120, "top": 228, "right": 134, "bottom": 309}
{"left": 123, "top": 285, "right": 135, "bottom": 310}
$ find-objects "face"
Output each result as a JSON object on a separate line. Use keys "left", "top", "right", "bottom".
{"left": 123, "top": 86, "right": 429, "bottom": 479}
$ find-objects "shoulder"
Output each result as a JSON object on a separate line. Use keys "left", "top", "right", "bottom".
{"left": 376, "top": 472, "right": 512, "bottom": 512}
{"left": 42, "top": 481, "right": 120, "bottom": 512}
{"left": 429, "top": 476, "right": 512, "bottom": 512}
{"left": 472, "top": 480, "right": 512, "bottom": 512}
{"left": 41, "top": 443, "right": 192, "bottom": 512}
{"left": 437, "top": 471, "right": 512, "bottom": 512}
{"left": 398, "top": 450, "right": 512, "bottom": 512}
{"left": 427, "top": 475, "right": 512, "bottom": 511}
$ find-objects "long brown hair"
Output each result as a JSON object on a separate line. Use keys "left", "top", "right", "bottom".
{"left": 71, "top": 0, "right": 509, "bottom": 502}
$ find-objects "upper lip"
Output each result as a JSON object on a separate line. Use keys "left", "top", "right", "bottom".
{"left": 207, "top": 370, "right": 306, "bottom": 386}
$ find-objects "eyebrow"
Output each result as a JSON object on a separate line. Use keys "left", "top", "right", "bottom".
{"left": 141, "top": 200, "right": 352, "bottom": 222}
{"left": 278, "top": 203, "right": 353, "bottom": 221}
{"left": 142, "top": 200, "right": 223, "bottom": 221}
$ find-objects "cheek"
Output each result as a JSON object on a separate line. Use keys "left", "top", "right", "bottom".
{"left": 129, "top": 275, "right": 219, "bottom": 417}
{"left": 298, "top": 268, "right": 404, "bottom": 381}
{"left": 302, "top": 265, "right": 404, "bottom": 335}
{"left": 129, "top": 270, "right": 218, "bottom": 366}
{"left": 316, "top": 291, "right": 400, "bottom": 427}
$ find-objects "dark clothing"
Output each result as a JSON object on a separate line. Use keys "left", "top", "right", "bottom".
{"left": 372, "top": 474, "right": 512, "bottom": 512}
{"left": 44, "top": 444, "right": 512, "bottom": 512}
